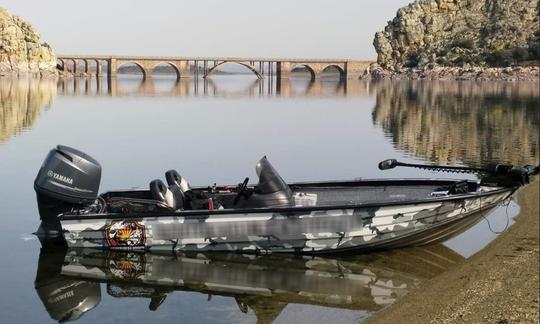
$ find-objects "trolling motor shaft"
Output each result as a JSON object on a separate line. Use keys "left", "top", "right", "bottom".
{"left": 378, "top": 159, "right": 539, "bottom": 187}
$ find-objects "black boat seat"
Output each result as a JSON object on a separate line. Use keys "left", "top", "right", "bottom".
{"left": 165, "top": 170, "right": 192, "bottom": 193}
{"left": 150, "top": 179, "right": 184, "bottom": 210}
{"left": 165, "top": 170, "right": 193, "bottom": 209}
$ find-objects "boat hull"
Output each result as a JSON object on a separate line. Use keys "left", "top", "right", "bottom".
{"left": 60, "top": 189, "right": 513, "bottom": 254}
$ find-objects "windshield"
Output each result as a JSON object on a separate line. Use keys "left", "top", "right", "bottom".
{"left": 255, "top": 157, "right": 292, "bottom": 195}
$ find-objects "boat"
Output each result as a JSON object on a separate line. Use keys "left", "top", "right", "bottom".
{"left": 34, "top": 145, "right": 539, "bottom": 254}
{"left": 34, "top": 245, "right": 464, "bottom": 322}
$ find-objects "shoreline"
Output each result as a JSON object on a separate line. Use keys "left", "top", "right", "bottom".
{"left": 369, "top": 64, "right": 540, "bottom": 82}
{"left": 368, "top": 181, "right": 539, "bottom": 323}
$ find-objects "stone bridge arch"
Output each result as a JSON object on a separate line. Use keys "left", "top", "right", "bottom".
{"left": 115, "top": 61, "right": 148, "bottom": 79}
{"left": 322, "top": 64, "right": 346, "bottom": 79}
{"left": 56, "top": 58, "right": 65, "bottom": 71}
{"left": 204, "top": 61, "right": 263, "bottom": 79}
{"left": 150, "top": 62, "right": 181, "bottom": 80}
{"left": 65, "top": 59, "right": 77, "bottom": 73}
{"left": 290, "top": 64, "right": 317, "bottom": 80}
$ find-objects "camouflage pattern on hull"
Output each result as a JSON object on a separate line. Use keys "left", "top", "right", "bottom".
{"left": 61, "top": 189, "right": 512, "bottom": 253}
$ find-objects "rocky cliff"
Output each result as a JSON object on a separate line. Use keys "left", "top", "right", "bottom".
{"left": 0, "top": 7, "right": 56, "bottom": 76}
{"left": 374, "top": 0, "right": 540, "bottom": 71}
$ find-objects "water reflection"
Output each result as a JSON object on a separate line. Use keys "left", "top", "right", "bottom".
{"left": 0, "top": 78, "right": 56, "bottom": 142}
{"left": 56, "top": 76, "right": 368, "bottom": 98}
{"left": 2, "top": 77, "right": 537, "bottom": 170}
{"left": 372, "top": 81, "right": 540, "bottom": 166}
{"left": 35, "top": 245, "right": 463, "bottom": 323}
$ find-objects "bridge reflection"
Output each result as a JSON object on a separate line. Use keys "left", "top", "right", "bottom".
{"left": 56, "top": 76, "right": 375, "bottom": 98}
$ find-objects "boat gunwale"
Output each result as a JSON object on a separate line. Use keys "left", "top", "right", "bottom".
{"left": 59, "top": 178, "right": 517, "bottom": 221}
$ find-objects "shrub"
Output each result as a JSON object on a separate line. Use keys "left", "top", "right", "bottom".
{"left": 404, "top": 50, "right": 420, "bottom": 68}
{"left": 452, "top": 38, "right": 475, "bottom": 50}
{"left": 436, "top": 57, "right": 447, "bottom": 65}
{"left": 527, "top": 30, "right": 540, "bottom": 60}
{"left": 485, "top": 49, "right": 513, "bottom": 67}
{"left": 512, "top": 47, "right": 529, "bottom": 62}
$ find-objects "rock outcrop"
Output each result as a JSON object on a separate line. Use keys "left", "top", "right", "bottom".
{"left": 0, "top": 7, "right": 57, "bottom": 76}
{"left": 374, "top": 0, "right": 540, "bottom": 71}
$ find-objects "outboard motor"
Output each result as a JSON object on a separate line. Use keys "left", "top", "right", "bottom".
{"left": 34, "top": 145, "right": 101, "bottom": 236}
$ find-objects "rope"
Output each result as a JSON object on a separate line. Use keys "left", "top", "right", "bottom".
{"left": 482, "top": 197, "right": 512, "bottom": 234}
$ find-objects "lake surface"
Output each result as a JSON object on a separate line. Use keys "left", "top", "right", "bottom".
{"left": 0, "top": 75, "right": 538, "bottom": 323}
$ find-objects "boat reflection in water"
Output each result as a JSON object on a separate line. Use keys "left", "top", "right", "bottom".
{"left": 35, "top": 245, "right": 463, "bottom": 322}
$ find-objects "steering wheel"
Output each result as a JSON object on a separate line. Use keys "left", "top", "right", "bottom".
{"left": 233, "top": 177, "right": 249, "bottom": 205}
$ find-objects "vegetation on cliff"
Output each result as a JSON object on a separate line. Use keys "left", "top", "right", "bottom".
{"left": 374, "top": 0, "right": 540, "bottom": 70}
{"left": 0, "top": 7, "right": 56, "bottom": 76}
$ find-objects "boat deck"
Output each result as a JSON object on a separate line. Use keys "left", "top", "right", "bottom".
{"left": 297, "top": 185, "right": 442, "bottom": 206}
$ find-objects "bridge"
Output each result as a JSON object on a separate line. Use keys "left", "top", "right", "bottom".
{"left": 56, "top": 55, "right": 373, "bottom": 80}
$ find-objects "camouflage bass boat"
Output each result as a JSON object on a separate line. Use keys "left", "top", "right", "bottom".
{"left": 34, "top": 145, "right": 538, "bottom": 254}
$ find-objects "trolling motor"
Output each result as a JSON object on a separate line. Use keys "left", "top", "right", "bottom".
{"left": 378, "top": 159, "right": 539, "bottom": 188}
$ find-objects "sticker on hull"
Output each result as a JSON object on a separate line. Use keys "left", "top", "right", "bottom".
{"left": 105, "top": 220, "right": 146, "bottom": 248}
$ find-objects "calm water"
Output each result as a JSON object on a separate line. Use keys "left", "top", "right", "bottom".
{"left": 0, "top": 75, "right": 538, "bottom": 323}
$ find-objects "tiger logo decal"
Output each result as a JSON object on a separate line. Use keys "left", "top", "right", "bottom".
{"left": 105, "top": 221, "right": 146, "bottom": 248}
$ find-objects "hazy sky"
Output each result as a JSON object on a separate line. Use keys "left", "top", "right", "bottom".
{"left": 3, "top": 0, "right": 411, "bottom": 60}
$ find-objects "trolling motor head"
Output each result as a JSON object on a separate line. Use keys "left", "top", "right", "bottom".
{"left": 481, "top": 163, "right": 539, "bottom": 187}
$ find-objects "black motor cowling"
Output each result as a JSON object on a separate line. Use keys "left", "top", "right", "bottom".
{"left": 35, "top": 145, "right": 101, "bottom": 204}
{"left": 34, "top": 145, "right": 101, "bottom": 235}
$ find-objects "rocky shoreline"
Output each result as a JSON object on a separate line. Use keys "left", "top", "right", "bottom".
{"left": 369, "top": 64, "right": 540, "bottom": 82}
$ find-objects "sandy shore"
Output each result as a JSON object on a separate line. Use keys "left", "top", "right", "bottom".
{"left": 368, "top": 180, "right": 539, "bottom": 323}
